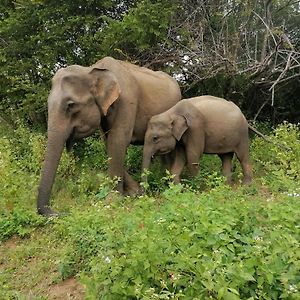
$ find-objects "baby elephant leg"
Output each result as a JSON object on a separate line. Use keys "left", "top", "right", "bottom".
{"left": 218, "top": 152, "right": 234, "bottom": 184}
{"left": 235, "top": 143, "right": 252, "bottom": 185}
{"left": 170, "top": 146, "right": 186, "bottom": 184}
{"left": 185, "top": 138, "right": 205, "bottom": 178}
{"left": 186, "top": 150, "right": 202, "bottom": 177}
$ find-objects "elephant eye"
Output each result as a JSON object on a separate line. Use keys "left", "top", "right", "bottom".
{"left": 66, "top": 100, "right": 75, "bottom": 111}
{"left": 152, "top": 136, "right": 159, "bottom": 143}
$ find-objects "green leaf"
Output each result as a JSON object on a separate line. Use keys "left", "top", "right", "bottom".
{"left": 238, "top": 270, "right": 256, "bottom": 282}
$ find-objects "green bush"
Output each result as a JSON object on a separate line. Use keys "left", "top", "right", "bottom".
{"left": 0, "top": 207, "right": 45, "bottom": 242}
{"left": 0, "top": 134, "right": 38, "bottom": 213}
{"left": 251, "top": 122, "right": 300, "bottom": 192}
{"left": 126, "top": 145, "right": 144, "bottom": 179}
{"left": 73, "top": 134, "right": 108, "bottom": 171}
{"left": 56, "top": 184, "right": 300, "bottom": 299}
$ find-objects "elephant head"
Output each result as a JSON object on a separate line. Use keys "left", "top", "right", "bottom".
{"left": 142, "top": 112, "right": 189, "bottom": 183}
{"left": 37, "top": 65, "right": 121, "bottom": 216}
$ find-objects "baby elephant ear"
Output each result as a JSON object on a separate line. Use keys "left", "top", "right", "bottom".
{"left": 172, "top": 114, "right": 189, "bottom": 141}
{"left": 89, "top": 68, "right": 121, "bottom": 116}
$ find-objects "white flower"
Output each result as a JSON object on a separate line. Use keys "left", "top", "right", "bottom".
{"left": 287, "top": 193, "right": 300, "bottom": 197}
{"left": 254, "top": 236, "right": 263, "bottom": 242}
{"left": 156, "top": 217, "right": 166, "bottom": 224}
{"left": 288, "top": 284, "right": 298, "bottom": 293}
{"left": 104, "top": 256, "right": 111, "bottom": 263}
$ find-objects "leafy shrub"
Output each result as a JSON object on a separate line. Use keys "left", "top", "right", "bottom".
{"left": 0, "top": 207, "right": 45, "bottom": 241}
{"left": 126, "top": 145, "right": 144, "bottom": 179}
{"left": 251, "top": 122, "right": 300, "bottom": 192}
{"left": 0, "top": 135, "right": 37, "bottom": 212}
{"left": 56, "top": 184, "right": 300, "bottom": 299}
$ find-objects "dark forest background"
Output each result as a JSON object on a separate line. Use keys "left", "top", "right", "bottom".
{"left": 1, "top": 0, "right": 299, "bottom": 128}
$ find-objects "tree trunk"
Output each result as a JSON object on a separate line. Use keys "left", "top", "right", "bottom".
{"left": 260, "top": 0, "right": 272, "bottom": 62}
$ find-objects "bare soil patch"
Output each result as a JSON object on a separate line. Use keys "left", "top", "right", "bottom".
{"left": 47, "top": 278, "right": 84, "bottom": 300}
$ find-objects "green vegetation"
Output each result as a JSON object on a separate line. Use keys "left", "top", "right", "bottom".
{"left": 1, "top": 121, "right": 299, "bottom": 299}
{"left": 0, "top": 0, "right": 177, "bottom": 126}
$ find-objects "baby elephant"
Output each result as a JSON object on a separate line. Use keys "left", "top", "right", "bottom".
{"left": 142, "top": 95, "right": 252, "bottom": 185}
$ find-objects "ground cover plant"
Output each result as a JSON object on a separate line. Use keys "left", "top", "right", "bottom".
{"left": 0, "top": 121, "right": 299, "bottom": 299}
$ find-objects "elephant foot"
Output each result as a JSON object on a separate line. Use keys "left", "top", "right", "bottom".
{"left": 172, "top": 175, "right": 181, "bottom": 185}
{"left": 242, "top": 177, "right": 252, "bottom": 186}
{"left": 37, "top": 206, "right": 60, "bottom": 217}
{"left": 124, "top": 185, "right": 142, "bottom": 197}
{"left": 123, "top": 173, "right": 142, "bottom": 196}
{"left": 225, "top": 178, "right": 233, "bottom": 186}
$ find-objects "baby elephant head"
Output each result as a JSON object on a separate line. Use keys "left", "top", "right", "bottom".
{"left": 142, "top": 112, "right": 189, "bottom": 180}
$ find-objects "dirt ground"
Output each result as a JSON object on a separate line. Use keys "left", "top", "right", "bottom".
{"left": 0, "top": 236, "right": 85, "bottom": 299}
{"left": 47, "top": 277, "right": 84, "bottom": 300}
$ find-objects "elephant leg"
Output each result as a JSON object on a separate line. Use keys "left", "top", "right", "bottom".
{"left": 106, "top": 130, "right": 130, "bottom": 194}
{"left": 105, "top": 103, "right": 138, "bottom": 194}
{"left": 186, "top": 146, "right": 203, "bottom": 177}
{"left": 184, "top": 133, "right": 204, "bottom": 178}
{"left": 170, "top": 146, "right": 186, "bottom": 184}
{"left": 160, "top": 153, "right": 173, "bottom": 171}
{"left": 218, "top": 152, "right": 234, "bottom": 184}
{"left": 235, "top": 143, "right": 252, "bottom": 185}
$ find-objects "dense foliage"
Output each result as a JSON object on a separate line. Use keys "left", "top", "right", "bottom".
{"left": 1, "top": 122, "right": 299, "bottom": 299}
{"left": 59, "top": 189, "right": 300, "bottom": 299}
{"left": 1, "top": 0, "right": 299, "bottom": 126}
{"left": 0, "top": 0, "right": 176, "bottom": 126}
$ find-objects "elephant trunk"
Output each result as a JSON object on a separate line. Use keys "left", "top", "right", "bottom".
{"left": 141, "top": 146, "right": 153, "bottom": 184}
{"left": 37, "top": 127, "right": 69, "bottom": 216}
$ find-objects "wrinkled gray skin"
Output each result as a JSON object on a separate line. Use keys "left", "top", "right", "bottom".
{"left": 142, "top": 96, "right": 252, "bottom": 185}
{"left": 37, "top": 57, "right": 181, "bottom": 216}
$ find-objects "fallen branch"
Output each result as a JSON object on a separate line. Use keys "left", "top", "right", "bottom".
{"left": 248, "top": 124, "right": 291, "bottom": 151}
{"left": 253, "top": 99, "right": 269, "bottom": 122}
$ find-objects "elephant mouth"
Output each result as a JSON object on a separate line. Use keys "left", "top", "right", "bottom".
{"left": 66, "top": 132, "right": 76, "bottom": 152}
{"left": 66, "top": 127, "right": 82, "bottom": 152}
{"left": 156, "top": 149, "right": 172, "bottom": 156}
{"left": 66, "top": 127, "right": 98, "bottom": 152}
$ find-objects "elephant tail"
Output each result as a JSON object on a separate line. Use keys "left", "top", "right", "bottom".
{"left": 248, "top": 124, "right": 291, "bottom": 151}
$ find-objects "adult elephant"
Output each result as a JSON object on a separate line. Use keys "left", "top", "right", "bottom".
{"left": 37, "top": 57, "right": 181, "bottom": 216}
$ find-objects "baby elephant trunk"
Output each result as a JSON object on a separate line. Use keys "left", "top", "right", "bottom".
{"left": 141, "top": 146, "right": 154, "bottom": 184}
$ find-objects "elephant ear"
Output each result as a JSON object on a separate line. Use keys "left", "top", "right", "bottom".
{"left": 90, "top": 68, "right": 121, "bottom": 116}
{"left": 172, "top": 114, "right": 189, "bottom": 141}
